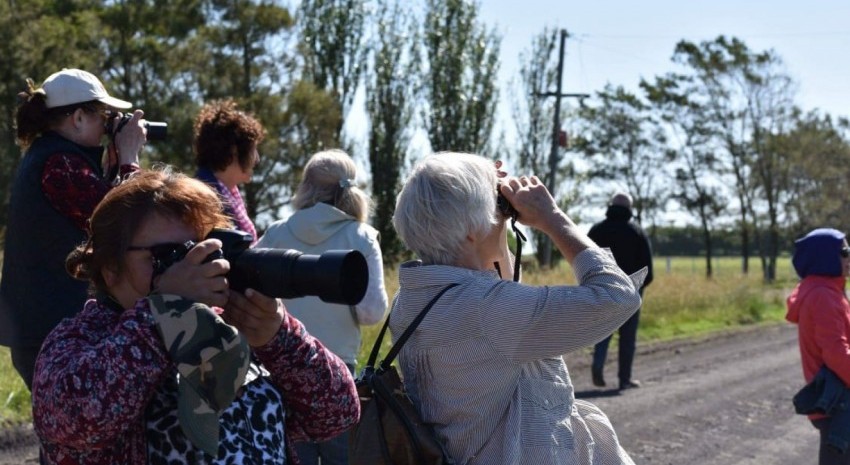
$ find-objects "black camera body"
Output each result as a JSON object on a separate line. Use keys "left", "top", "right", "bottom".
{"left": 496, "top": 188, "right": 518, "bottom": 220}
{"left": 106, "top": 112, "right": 168, "bottom": 141}
{"left": 158, "top": 229, "right": 368, "bottom": 306}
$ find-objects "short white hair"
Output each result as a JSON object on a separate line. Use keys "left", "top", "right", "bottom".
{"left": 393, "top": 152, "right": 498, "bottom": 265}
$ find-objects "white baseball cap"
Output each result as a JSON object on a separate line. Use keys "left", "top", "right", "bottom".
{"left": 42, "top": 68, "right": 132, "bottom": 109}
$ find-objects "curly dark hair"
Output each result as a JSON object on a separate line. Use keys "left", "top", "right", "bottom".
{"left": 192, "top": 99, "right": 266, "bottom": 172}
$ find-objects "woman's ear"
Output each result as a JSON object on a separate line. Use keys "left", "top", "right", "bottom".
{"left": 102, "top": 265, "right": 119, "bottom": 288}
{"left": 74, "top": 108, "right": 86, "bottom": 124}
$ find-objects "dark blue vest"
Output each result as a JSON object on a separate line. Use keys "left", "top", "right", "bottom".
{"left": 0, "top": 133, "right": 104, "bottom": 347}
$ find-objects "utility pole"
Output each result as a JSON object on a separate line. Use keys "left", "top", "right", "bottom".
{"left": 534, "top": 29, "right": 588, "bottom": 268}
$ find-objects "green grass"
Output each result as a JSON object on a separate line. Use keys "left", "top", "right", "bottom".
{"left": 0, "top": 255, "right": 798, "bottom": 424}
{"left": 0, "top": 346, "right": 31, "bottom": 425}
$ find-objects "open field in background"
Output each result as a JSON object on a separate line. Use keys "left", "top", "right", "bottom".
{"left": 358, "top": 255, "right": 797, "bottom": 369}
{"left": 0, "top": 255, "right": 797, "bottom": 424}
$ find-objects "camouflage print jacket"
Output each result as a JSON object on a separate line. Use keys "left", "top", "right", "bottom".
{"left": 31, "top": 297, "right": 360, "bottom": 465}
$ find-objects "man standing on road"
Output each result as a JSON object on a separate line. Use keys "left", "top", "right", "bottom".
{"left": 588, "top": 192, "right": 654, "bottom": 390}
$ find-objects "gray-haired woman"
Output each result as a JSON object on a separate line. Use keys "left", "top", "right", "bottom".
{"left": 390, "top": 152, "right": 644, "bottom": 465}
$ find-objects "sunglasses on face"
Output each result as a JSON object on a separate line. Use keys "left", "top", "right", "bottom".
{"left": 127, "top": 241, "right": 194, "bottom": 276}
{"left": 842, "top": 247, "right": 850, "bottom": 258}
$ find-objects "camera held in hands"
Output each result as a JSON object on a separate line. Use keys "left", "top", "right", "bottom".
{"left": 105, "top": 112, "right": 168, "bottom": 141}
{"left": 496, "top": 186, "right": 518, "bottom": 220}
{"left": 152, "top": 229, "right": 368, "bottom": 306}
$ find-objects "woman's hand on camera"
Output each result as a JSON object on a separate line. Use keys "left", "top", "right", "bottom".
{"left": 500, "top": 175, "right": 596, "bottom": 262}
{"left": 223, "top": 289, "right": 284, "bottom": 348}
{"left": 154, "top": 239, "right": 230, "bottom": 307}
{"left": 111, "top": 109, "right": 146, "bottom": 165}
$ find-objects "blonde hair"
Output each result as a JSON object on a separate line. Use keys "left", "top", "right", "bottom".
{"left": 292, "top": 149, "right": 371, "bottom": 222}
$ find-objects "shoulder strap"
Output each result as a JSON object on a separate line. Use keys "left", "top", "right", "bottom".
{"left": 365, "top": 283, "right": 458, "bottom": 372}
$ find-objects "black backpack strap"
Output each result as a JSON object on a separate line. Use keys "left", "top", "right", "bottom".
{"left": 365, "top": 310, "right": 393, "bottom": 369}
{"left": 372, "top": 283, "right": 458, "bottom": 373}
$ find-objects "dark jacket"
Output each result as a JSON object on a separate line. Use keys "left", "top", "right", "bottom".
{"left": 794, "top": 365, "right": 850, "bottom": 453}
{"left": 587, "top": 205, "right": 654, "bottom": 291}
{"left": 0, "top": 132, "right": 103, "bottom": 347}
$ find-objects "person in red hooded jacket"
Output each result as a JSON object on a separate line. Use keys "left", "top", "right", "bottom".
{"left": 786, "top": 227, "right": 850, "bottom": 465}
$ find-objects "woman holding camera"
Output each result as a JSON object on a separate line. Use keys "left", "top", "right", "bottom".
{"left": 193, "top": 99, "right": 264, "bottom": 242}
{"left": 389, "top": 152, "right": 644, "bottom": 465}
{"left": 0, "top": 68, "right": 147, "bottom": 390}
{"left": 31, "top": 169, "right": 359, "bottom": 465}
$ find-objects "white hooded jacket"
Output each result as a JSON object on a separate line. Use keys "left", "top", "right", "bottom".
{"left": 255, "top": 202, "right": 388, "bottom": 365}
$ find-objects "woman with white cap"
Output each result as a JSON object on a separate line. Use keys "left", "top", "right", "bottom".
{"left": 0, "top": 68, "right": 148, "bottom": 390}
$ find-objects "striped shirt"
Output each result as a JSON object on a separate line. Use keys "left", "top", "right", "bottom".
{"left": 388, "top": 247, "right": 644, "bottom": 465}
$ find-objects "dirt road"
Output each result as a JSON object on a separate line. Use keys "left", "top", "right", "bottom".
{"left": 0, "top": 322, "right": 817, "bottom": 464}
{"left": 566, "top": 322, "right": 817, "bottom": 465}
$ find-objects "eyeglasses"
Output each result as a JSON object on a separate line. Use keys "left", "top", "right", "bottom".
{"left": 127, "top": 242, "right": 193, "bottom": 275}
{"left": 92, "top": 109, "right": 121, "bottom": 122}
{"left": 841, "top": 247, "right": 850, "bottom": 258}
{"left": 62, "top": 104, "right": 105, "bottom": 117}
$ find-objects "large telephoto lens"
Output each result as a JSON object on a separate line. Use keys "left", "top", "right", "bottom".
{"left": 228, "top": 248, "right": 368, "bottom": 305}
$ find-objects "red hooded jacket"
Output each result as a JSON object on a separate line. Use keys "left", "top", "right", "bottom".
{"left": 786, "top": 275, "right": 850, "bottom": 420}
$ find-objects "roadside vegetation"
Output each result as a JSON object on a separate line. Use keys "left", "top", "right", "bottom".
{"left": 360, "top": 255, "right": 794, "bottom": 371}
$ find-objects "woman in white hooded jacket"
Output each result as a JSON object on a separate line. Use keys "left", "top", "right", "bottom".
{"left": 255, "top": 149, "right": 388, "bottom": 465}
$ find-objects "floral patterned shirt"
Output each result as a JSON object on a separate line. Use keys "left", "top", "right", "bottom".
{"left": 32, "top": 298, "right": 359, "bottom": 465}
{"left": 41, "top": 152, "right": 139, "bottom": 231}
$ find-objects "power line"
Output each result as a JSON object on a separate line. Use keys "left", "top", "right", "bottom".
{"left": 579, "top": 31, "right": 850, "bottom": 40}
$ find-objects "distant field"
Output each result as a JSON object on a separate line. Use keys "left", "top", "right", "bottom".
{"left": 359, "top": 255, "right": 796, "bottom": 369}
{"left": 0, "top": 255, "right": 797, "bottom": 424}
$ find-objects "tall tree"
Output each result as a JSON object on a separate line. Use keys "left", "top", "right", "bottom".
{"left": 575, "top": 84, "right": 668, "bottom": 227}
{"left": 671, "top": 36, "right": 796, "bottom": 280}
{"left": 98, "top": 0, "right": 209, "bottom": 167}
{"left": 297, "top": 0, "right": 368, "bottom": 139}
{"left": 511, "top": 28, "right": 556, "bottom": 177}
{"left": 365, "top": 0, "right": 418, "bottom": 264}
{"left": 642, "top": 75, "right": 726, "bottom": 278}
{"left": 422, "top": 0, "right": 500, "bottom": 154}
{"left": 780, "top": 111, "right": 850, "bottom": 236}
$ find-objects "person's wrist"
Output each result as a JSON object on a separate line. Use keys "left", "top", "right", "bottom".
{"left": 540, "top": 210, "right": 571, "bottom": 236}
{"left": 117, "top": 146, "right": 140, "bottom": 165}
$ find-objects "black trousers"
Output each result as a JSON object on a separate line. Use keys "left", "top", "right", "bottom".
{"left": 10, "top": 345, "right": 39, "bottom": 391}
{"left": 813, "top": 417, "right": 850, "bottom": 465}
{"left": 592, "top": 309, "right": 640, "bottom": 385}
